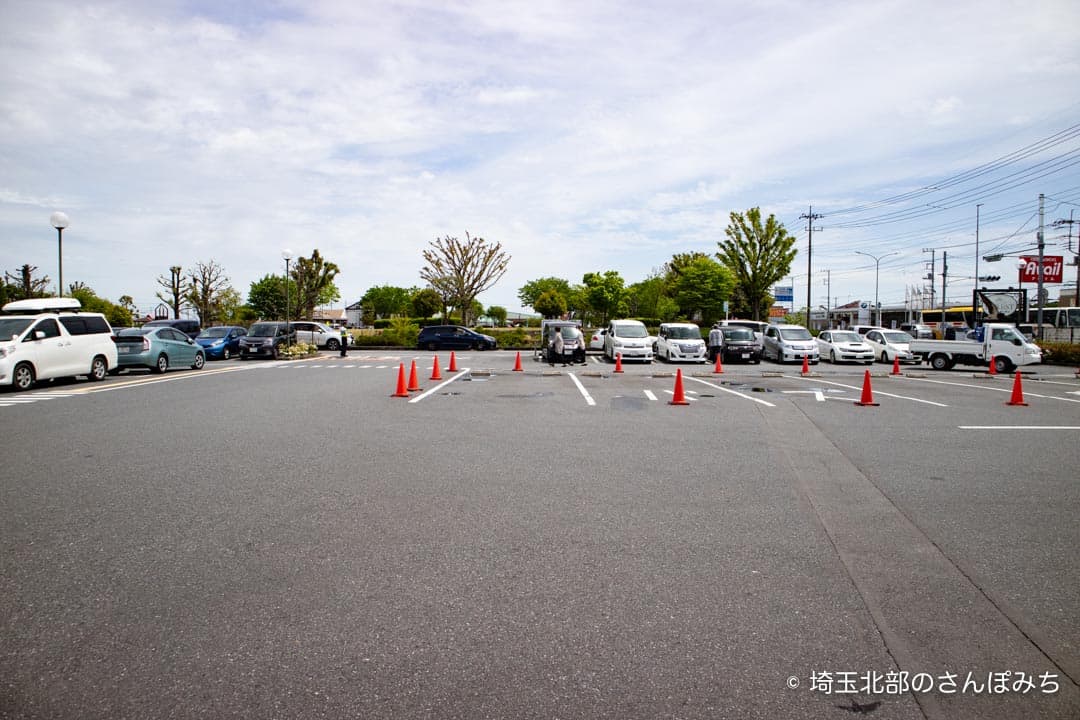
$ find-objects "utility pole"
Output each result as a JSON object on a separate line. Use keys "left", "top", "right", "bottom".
{"left": 922, "top": 248, "right": 936, "bottom": 311}
{"left": 824, "top": 269, "right": 831, "bottom": 328}
{"left": 941, "top": 251, "right": 948, "bottom": 326}
{"left": 1037, "top": 193, "right": 1045, "bottom": 339}
{"left": 800, "top": 206, "right": 823, "bottom": 325}
{"left": 974, "top": 203, "right": 983, "bottom": 326}
{"left": 1052, "top": 211, "right": 1077, "bottom": 306}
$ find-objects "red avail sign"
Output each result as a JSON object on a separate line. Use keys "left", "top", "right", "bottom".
{"left": 1019, "top": 256, "right": 1063, "bottom": 284}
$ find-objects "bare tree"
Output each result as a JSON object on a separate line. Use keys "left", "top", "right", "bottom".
{"left": 419, "top": 232, "right": 510, "bottom": 326}
{"left": 155, "top": 266, "right": 189, "bottom": 318}
{"left": 185, "top": 260, "right": 233, "bottom": 326}
{"left": 4, "top": 264, "right": 51, "bottom": 300}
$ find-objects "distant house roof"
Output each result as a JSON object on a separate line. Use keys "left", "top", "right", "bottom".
{"left": 313, "top": 308, "right": 347, "bottom": 322}
{"left": 346, "top": 301, "right": 363, "bottom": 311}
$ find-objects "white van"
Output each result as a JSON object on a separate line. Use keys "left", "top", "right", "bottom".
{"left": 0, "top": 298, "right": 117, "bottom": 390}
{"left": 603, "top": 319, "right": 653, "bottom": 363}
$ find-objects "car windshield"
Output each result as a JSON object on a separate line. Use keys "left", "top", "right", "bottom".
{"left": 560, "top": 327, "right": 582, "bottom": 340}
{"left": 118, "top": 328, "right": 152, "bottom": 336}
{"left": 249, "top": 324, "right": 280, "bottom": 337}
{"left": 778, "top": 327, "right": 812, "bottom": 340}
{"left": 198, "top": 327, "right": 230, "bottom": 338}
{"left": 0, "top": 318, "right": 32, "bottom": 339}
{"left": 614, "top": 324, "right": 647, "bottom": 338}
{"left": 667, "top": 326, "right": 700, "bottom": 339}
{"left": 883, "top": 332, "right": 913, "bottom": 343}
{"left": 722, "top": 328, "right": 754, "bottom": 340}
{"left": 830, "top": 332, "right": 863, "bottom": 343}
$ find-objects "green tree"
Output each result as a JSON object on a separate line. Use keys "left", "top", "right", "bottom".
{"left": 155, "top": 266, "right": 189, "bottom": 318}
{"left": 668, "top": 255, "right": 735, "bottom": 324}
{"left": 582, "top": 271, "right": 625, "bottom": 325}
{"left": 68, "top": 287, "right": 132, "bottom": 328}
{"left": 420, "top": 232, "right": 510, "bottom": 326}
{"left": 292, "top": 250, "right": 340, "bottom": 320}
{"left": 625, "top": 274, "right": 667, "bottom": 318}
{"left": 410, "top": 288, "right": 443, "bottom": 319}
{"left": 717, "top": 208, "right": 797, "bottom": 321}
{"left": 248, "top": 274, "right": 289, "bottom": 320}
{"left": 363, "top": 285, "right": 412, "bottom": 319}
{"left": 486, "top": 305, "right": 507, "bottom": 326}
{"left": 185, "top": 260, "right": 234, "bottom": 326}
{"left": 534, "top": 289, "right": 567, "bottom": 318}
{"left": 518, "top": 277, "right": 572, "bottom": 310}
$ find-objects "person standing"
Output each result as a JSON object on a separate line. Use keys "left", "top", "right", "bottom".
{"left": 550, "top": 327, "right": 564, "bottom": 367}
{"left": 339, "top": 326, "right": 348, "bottom": 357}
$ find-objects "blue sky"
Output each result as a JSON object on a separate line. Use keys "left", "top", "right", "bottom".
{"left": 1, "top": 0, "right": 1079, "bottom": 319}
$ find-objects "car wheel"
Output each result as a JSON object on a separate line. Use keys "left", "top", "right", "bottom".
{"left": 155, "top": 354, "right": 169, "bottom": 374}
{"left": 881, "top": 351, "right": 889, "bottom": 363}
{"left": 930, "top": 354, "right": 951, "bottom": 371}
{"left": 830, "top": 350, "right": 838, "bottom": 363}
{"left": 471, "top": 342, "right": 479, "bottom": 350}
{"left": 223, "top": 347, "right": 231, "bottom": 360}
{"left": 327, "top": 338, "right": 340, "bottom": 351}
{"left": 993, "top": 356, "right": 1013, "bottom": 374}
{"left": 13, "top": 362, "right": 35, "bottom": 391}
{"left": 88, "top": 356, "right": 107, "bottom": 381}
{"left": 192, "top": 352, "right": 205, "bottom": 370}
{"left": 272, "top": 346, "right": 280, "bottom": 360}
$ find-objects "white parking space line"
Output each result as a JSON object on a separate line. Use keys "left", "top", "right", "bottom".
{"left": 791, "top": 376, "right": 948, "bottom": 407}
{"left": 899, "top": 375, "right": 1080, "bottom": 404}
{"left": 643, "top": 389, "right": 658, "bottom": 401}
{"left": 959, "top": 426, "right": 1080, "bottom": 430}
{"left": 683, "top": 376, "right": 777, "bottom": 407}
{"left": 408, "top": 369, "right": 471, "bottom": 403}
{"left": 663, "top": 389, "right": 698, "bottom": 401}
{"left": 567, "top": 373, "right": 596, "bottom": 406}
{"left": 784, "top": 390, "right": 827, "bottom": 402}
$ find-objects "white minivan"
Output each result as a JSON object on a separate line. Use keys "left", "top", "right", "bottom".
{"left": 0, "top": 298, "right": 117, "bottom": 390}
{"left": 603, "top": 319, "right": 653, "bottom": 363}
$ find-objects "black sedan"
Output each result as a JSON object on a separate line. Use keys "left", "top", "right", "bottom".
{"left": 416, "top": 325, "right": 497, "bottom": 351}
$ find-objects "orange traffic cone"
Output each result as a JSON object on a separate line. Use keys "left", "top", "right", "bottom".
{"left": 713, "top": 353, "right": 724, "bottom": 374}
{"left": 669, "top": 368, "right": 689, "bottom": 405}
{"left": 987, "top": 355, "right": 997, "bottom": 376}
{"left": 430, "top": 354, "right": 442, "bottom": 380}
{"left": 854, "top": 369, "right": 879, "bottom": 406}
{"left": 891, "top": 355, "right": 901, "bottom": 375}
{"left": 448, "top": 351, "right": 458, "bottom": 372}
{"left": 1006, "top": 371, "right": 1028, "bottom": 406}
{"left": 513, "top": 351, "right": 523, "bottom": 371}
{"left": 801, "top": 355, "right": 810, "bottom": 374}
{"left": 407, "top": 360, "right": 421, "bottom": 392}
{"left": 392, "top": 363, "right": 409, "bottom": 397}
{"left": 614, "top": 353, "right": 624, "bottom": 373}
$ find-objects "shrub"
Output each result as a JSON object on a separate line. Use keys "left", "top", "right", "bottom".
{"left": 383, "top": 316, "right": 419, "bottom": 347}
{"left": 1037, "top": 341, "right": 1080, "bottom": 366}
{"left": 280, "top": 342, "right": 318, "bottom": 358}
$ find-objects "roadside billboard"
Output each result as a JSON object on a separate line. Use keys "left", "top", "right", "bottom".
{"left": 1019, "top": 256, "right": 1063, "bottom": 284}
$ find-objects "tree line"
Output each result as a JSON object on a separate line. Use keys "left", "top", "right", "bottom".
{"left": 3, "top": 208, "right": 794, "bottom": 328}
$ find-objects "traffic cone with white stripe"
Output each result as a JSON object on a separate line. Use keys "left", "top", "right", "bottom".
{"left": 669, "top": 368, "right": 689, "bottom": 405}
{"left": 987, "top": 355, "right": 997, "bottom": 376}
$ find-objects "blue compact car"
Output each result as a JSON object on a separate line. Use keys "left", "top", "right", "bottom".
{"left": 195, "top": 326, "right": 247, "bottom": 360}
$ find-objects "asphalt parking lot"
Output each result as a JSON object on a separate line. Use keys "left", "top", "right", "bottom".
{"left": 2, "top": 350, "right": 1078, "bottom": 719}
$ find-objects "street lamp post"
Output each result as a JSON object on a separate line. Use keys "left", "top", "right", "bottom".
{"left": 50, "top": 212, "right": 69, "bottom": 297}
{"left": 854, "top": 250, "right": 898, "bottom": 326}
{"left": 282, "top": 249, "right": 293, "bottom": 347}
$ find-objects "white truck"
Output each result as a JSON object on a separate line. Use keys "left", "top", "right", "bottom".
{"left": 908, "top": 323, "right": 1042, "bottom": 373}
